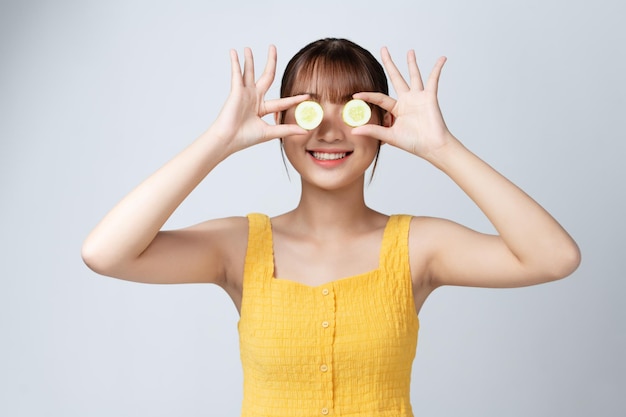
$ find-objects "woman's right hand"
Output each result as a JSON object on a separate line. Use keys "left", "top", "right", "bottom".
{"left": 209, "top": 45, "right": 308, "bottom": 156}
{"left": 81, "top": 45, "right": 307, "bottom": 285}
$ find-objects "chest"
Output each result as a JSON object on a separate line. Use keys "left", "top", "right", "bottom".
{"left": 272, "top": 232, "right": 383, "bottom": 287}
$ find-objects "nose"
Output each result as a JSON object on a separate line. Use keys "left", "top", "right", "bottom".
{"left": 316, "top": 104, "right": 346, "bottom": 142}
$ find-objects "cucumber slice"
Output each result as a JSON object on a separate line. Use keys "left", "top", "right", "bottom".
{"left": 342, "top": 99, "right": 371, "bottom": 127}
{"left": 295, "top": 100, "right": 324, "bottom": 130}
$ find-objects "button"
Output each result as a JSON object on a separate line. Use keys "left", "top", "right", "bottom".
{"left": 322, "top": 321, "right": 329, "bottom": 328}
{"left": 321, "top": 288, "right": 329, "bottom": 296}
{"left": 321, "top": 408, "right": 329, "bottom": 415}
{"left": 320, "top": 364, "right": 328, "bottom": 372}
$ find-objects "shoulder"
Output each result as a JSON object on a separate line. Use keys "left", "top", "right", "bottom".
{"left": 408, "top": 216, "right": 476, "bottom": 258}
{"left": 179, "top": 215, "right": 250, "bottom": 249}
{"left": 406, "top": 216, "right": 462, "bottom": 287}
{"left": 191, "top": 215, "right": 250, "bottom": 234}
{"left": 408, "top": 215, "right": 465, "bottom": 243}
{"left": 191, "top": 215, "right": 250, "bottom": 256}
{"left": 184, "top": 215, "right": 250, "bottom": 280}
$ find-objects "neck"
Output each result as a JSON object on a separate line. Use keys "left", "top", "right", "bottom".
{"left": 288, "top": 178, "right": 376, "bottom": 239}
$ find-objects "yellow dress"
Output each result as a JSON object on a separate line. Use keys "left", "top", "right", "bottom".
{"left": 238, "top": 213, "right": 419, "bottom": 417}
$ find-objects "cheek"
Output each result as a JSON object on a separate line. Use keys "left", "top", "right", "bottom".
{"left": 366, "top": 139, "right": 381, "bottom": 157}
{"left": 280, "top": 140, "right": 308, "bottom": 171}
{"left": 281, "top": 134, "right": 308, "bottom": 160}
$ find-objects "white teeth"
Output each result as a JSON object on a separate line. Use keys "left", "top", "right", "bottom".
{"left": 311, "top": 152, "right": 348, "bottom": 160}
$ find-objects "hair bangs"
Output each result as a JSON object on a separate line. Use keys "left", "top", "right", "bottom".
{"left": 288, "top": 54, "right": 381, "bottom": 103}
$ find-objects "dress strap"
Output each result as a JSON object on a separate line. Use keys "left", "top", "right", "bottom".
{"left": 379, "top": 214, "right": 413, "bottom": 273}
{"left": 243, "top": 213, "right": 274, "bottom": 284}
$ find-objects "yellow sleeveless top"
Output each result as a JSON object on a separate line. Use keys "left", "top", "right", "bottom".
{"left": 238, "top": 213, "right": 419, "bottom": 417}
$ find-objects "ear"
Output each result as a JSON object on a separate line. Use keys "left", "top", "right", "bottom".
{"left": 382, "top": 111, "right": 394, "bottom": 128}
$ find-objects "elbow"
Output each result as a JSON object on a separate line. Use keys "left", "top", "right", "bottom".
{"left": 563, "top": 242, "right": 582, "bottom": 277}
{"left": 81, "top": 239, "right": 119, "bottom": 277}
{"left": 544, "top": 240, "right": 582, "bottom": 282}
{"left": 81, "top": 241, "right": 105, "bottom": 276}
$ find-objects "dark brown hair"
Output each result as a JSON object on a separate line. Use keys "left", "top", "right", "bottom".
{"left": 280, "top": 38, "right": 388, "bottom": 120}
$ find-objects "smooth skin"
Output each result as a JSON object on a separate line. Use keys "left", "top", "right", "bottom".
{"left": 81, "top": 45, "right": 581, "bottom": 314}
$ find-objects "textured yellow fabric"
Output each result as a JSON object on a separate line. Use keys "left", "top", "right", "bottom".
{"left": 239, "top": 213, "right": 419, "bottom": 417}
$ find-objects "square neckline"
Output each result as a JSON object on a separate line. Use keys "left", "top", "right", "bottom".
{"left": 267, "top": 215, "right": 394, "bottom": 289}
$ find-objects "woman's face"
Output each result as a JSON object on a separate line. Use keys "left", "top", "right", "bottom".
{"left": 280, "top": 92, "right": 384, "bottom": 191}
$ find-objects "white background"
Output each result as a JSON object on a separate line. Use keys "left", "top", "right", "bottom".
{"left": 1, "top": 0, "right": 624, "bottom": 415}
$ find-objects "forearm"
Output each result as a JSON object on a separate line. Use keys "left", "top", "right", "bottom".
{"left": 81, "top": 128, "right": 230, "bottom": 272}
{"left": 427, "top": 134, "right": 580, "bottom": 277}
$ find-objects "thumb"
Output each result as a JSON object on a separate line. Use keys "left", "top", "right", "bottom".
{"left": 264, "top": 124, "right": 308, "bottom": 141}
{"left": 351, "top": 124, "right": 395, "bottom": 145}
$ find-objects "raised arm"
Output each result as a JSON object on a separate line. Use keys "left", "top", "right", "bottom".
{"left": 353, "top": 48, "right": 581, "bottom": 288}
{"left": 81, "top": 46, "right": 308, "bottom": 285}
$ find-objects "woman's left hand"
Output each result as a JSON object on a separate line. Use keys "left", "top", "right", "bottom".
{"left": 352, "top": 48, "right": 454, "bottom": 161}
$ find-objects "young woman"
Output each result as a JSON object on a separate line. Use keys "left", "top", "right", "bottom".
{"left": 82, "top": 38, "right": 580, "bottom": 417}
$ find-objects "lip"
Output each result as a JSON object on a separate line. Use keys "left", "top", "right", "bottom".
{"left": 307, "top": 147, "right": 353, "bottom": 153}
{"left": 306, "top": 149, "right": 353, "bottom": 168}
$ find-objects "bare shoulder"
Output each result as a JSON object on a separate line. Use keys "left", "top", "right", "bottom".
{"left": 189, "top": 215, "right": 249, "bottom": 236}
{"left": 408, "top": 215, "right": 463, "bottom": 239}
{"left": 407, "top": 215, "right": 446, "bottom": 250}
{"left": 186, "top": 215, "right": 249, "bottom": 280}
{"left": 406, "top": 216, "right": 461, "bottom": 285}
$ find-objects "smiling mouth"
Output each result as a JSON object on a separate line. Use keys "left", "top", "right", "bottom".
{"left": 309, "top": 151, "right": 352, "bottom": 161}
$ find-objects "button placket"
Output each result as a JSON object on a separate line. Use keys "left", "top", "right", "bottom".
{"left": 319, "top": 286, "right": 335, "bottom": 414}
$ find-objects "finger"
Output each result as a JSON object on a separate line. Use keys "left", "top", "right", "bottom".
{"left": 256, "top": 45, "right": 277, "bottom": 93}
{"left": 381, "top": 47, "right": 409, "bottom": 94}
{"left": 425, "top": 56, "right": 447, "bottom": 94}
{"left": 230, "top": 49, "right": 243, "bottom": 89}
{"left": 407, "top": 50, "right": 424, "bottom": 91}
{"left": 262, "top": 94, "right": 310, "bottom": 115}
{"left": 243, "top": 47, "right": 255, "bottom": 86}
{"left": 352, "top": 92, "right": 397, "bottom": 113}
{"left": 351, "top": 124, "right": 395, "bottom": 144}
{"left": 263, "top": 124, "right": 308, "bottom": 141}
